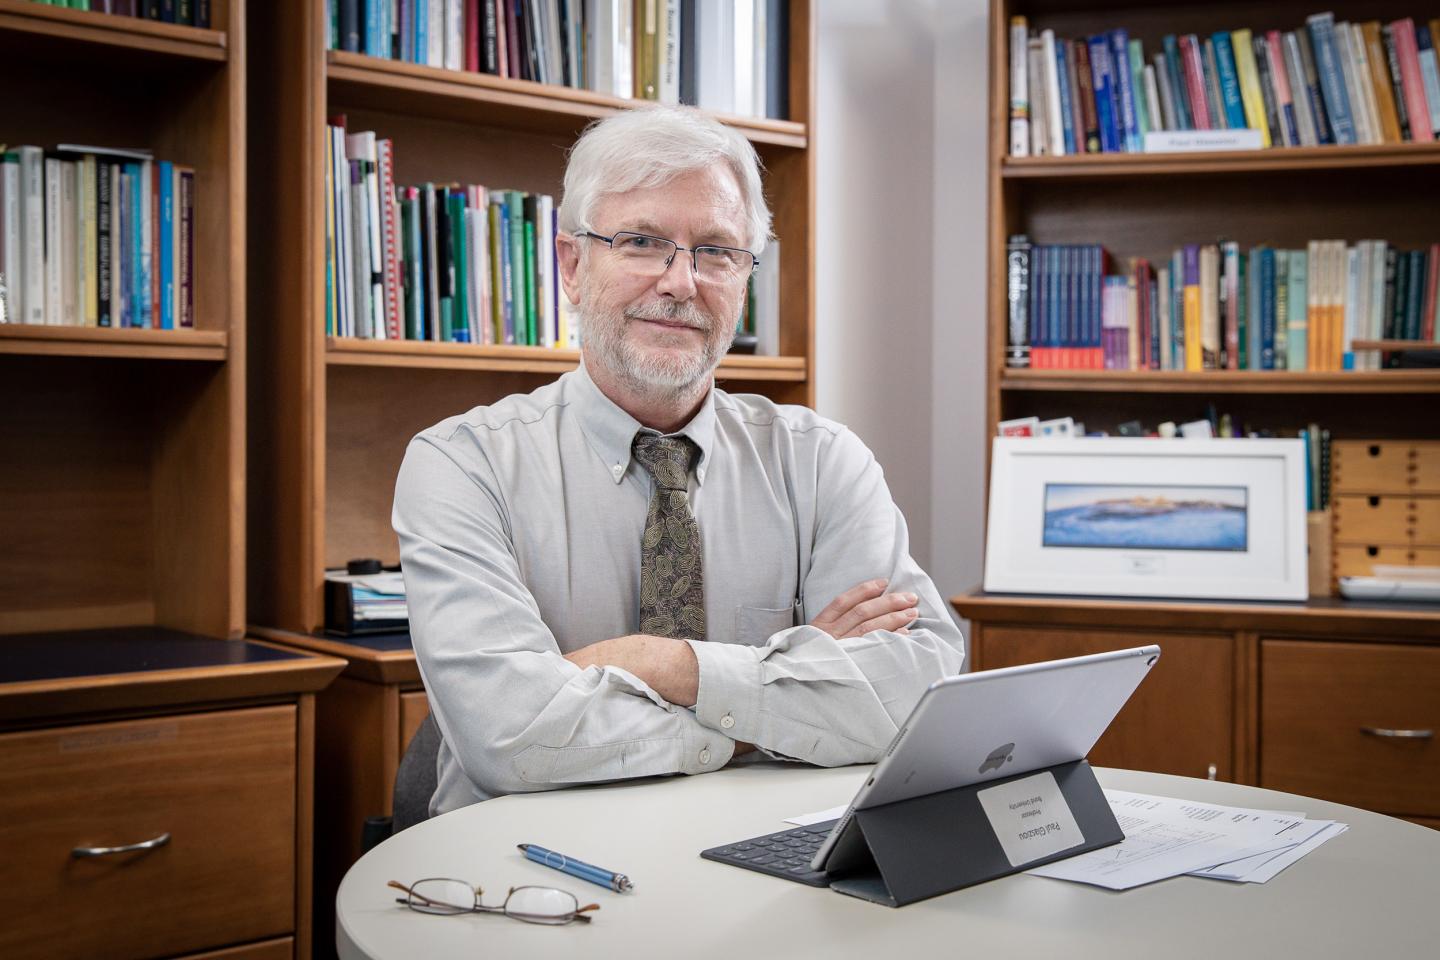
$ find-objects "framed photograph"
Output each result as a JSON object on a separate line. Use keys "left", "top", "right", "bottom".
{"left": 984, "top": 437, "right": 1307, "bottom": 601}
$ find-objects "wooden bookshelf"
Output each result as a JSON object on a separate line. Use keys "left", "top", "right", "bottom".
{"left": 0, "top": 0, "right": 246, "bottom": 641}
{"left": 249, "top": 0, "right": 817, "bottom": 638}
{"left": 975, "top": 0, "right": 1440, "bottom": 821}
{"left": 986, "top": 0, "right": 1440, "bottom": 444}
{"left": 248, "top": 6, "right": 816, "bottom": 950}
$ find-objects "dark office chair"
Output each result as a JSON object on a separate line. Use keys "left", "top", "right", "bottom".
{"left": 392, "top": 711, "right": 441, "bottom": 834}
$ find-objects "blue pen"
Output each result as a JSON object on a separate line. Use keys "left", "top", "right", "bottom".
{"left": 517, "top": 843, "right": 634, "bottom": 893}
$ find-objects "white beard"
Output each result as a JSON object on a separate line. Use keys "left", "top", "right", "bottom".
{"left": 580, "top": 293, "right": 736, "bottom": 393}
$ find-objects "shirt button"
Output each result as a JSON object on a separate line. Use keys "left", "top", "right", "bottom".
{"left": 720, "top": 714, "right": 735, "bottom": 729}
{"left": 699, "top": 748, "right": 712, "bottom": 765}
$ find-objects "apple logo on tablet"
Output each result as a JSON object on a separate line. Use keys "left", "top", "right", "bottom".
{"left": 979, "top": 742, "right": 1015, "bottom": 774}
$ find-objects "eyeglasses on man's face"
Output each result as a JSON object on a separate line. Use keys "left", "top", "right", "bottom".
{"left": 388, "top": 878, "right": 600, "bottom": 925}
{"left": 577, "top": 230, "right": 759, "bottom": 284}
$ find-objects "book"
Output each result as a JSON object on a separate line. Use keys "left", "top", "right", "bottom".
{"left": 1390, "top": 19, "right": 1435, "bottom": 142}
{"left": 1199, "top": 243, "right": 1219, "bottom": 369}
{"left": 1053, "top": 35, "right": 1077, "bottom": 155}
{"left": 1361, "top": 22, "right": 1403, "bottom": 143}
{"left": 1182, "top": 244, "right": 1200, "bottom": 370}
{"left": 1109, "top": 29, "right": 1141, "bottom": 151}
{"left": 1211, "top": 32, "right": 1248, "bottom": 131}
{"left": 1334, "top": 20, "right": 1373, "bottom": 144}
{"left": 1042, "top": 29, "right": 1067, "bottom": 155}
{"left": 1296, "top": 26, "right": 1335, "bottom": 143}
{"left": 1416, "top": 24, "right": 1440, "bottom": 138}
{"left": 1282, "top": 31, "right": 1319, "bottom": 146}
{"left": 1382, "top": 23, "right": 1413, "bottom": 140}
{"left": 1028, "top": 38, "right": 1050, "bottom": 156}
{"left": 1307, "top": 13, "right": 1356, "bottom": 144}
{"left": 1075, "top": 41, "right": 1101, "bottom": 151}
{"left": 1230, "top": 29, "right": 1270, "bottom": 145}
{"left": 1202, "top": 38, "right": 1227, "bottom": 129}
{"left": 1265, "top": 31, "right": 1300, "bottom": 146}
{"left": 1287, "top": 249, "right": 1308, "bottom": 371}
{"left": 1087, "top": 34, "right": 1119, "bottom": 152}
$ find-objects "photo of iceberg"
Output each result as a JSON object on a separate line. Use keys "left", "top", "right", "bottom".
{"left": 1043, "top": 484, "right": 1248, "bottom": 551}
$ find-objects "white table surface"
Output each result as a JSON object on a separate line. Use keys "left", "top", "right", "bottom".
{"left": 337, "top": 764, "right": 1440, "bottom": 959}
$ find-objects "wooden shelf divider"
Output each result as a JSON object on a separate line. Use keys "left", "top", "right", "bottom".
{"left": 1003, "top": 141, "right": 1440, "bottom": 179}
{"left": 999, "top": 368, "right": 1440, "bottom": 394}
{"left": 0, "top": 0, "right": 227, "bottom": 60}
{"left": 326, "top": 336, "right": 807, "bottom": 379}
{"left": 0, "top": 325, "right": 228, "bottom": 361}
{"left": 327, "top": 50, "right": 808, "bottom": 148}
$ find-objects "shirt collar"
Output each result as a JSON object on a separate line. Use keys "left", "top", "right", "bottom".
{"left": 571, "top": 361, "right": 717, "bottom": 485}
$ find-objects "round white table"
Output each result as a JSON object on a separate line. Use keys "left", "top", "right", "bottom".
{"left": 337, "top": 764, "right": 1440, "bottom": 959}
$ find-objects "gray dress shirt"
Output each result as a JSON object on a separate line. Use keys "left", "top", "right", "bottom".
{"left": 393, "top": 364, "right": 965, "bottom": 815}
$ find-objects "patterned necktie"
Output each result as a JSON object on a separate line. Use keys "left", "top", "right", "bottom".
{"left": 632, "top": 433, "right": 706, "bottom": 640}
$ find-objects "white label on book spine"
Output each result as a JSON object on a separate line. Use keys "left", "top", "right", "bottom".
{"left": 1143, "top": 130, "right": 1265, "bottom": 152}
{"left": 977, "top": 770, "right": 1085, "bottom": 868}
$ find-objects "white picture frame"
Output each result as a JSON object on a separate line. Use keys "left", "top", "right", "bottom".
{"left": 984, "top": 437, "right": 1308, "bottom": 602}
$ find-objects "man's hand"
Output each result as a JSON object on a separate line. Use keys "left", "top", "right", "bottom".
{"left": 810, "top": 579, "right": 918, "bottom": 640}
{"left": 564, "top": 634, "right": 699, "bottom": 707}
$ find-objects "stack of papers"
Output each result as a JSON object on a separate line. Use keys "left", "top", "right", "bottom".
{"left": 341, "top": 571, "right": 409, "bottom": 622}
{"left": 1028, "top": 790, "right": 1347, "bottom": 890}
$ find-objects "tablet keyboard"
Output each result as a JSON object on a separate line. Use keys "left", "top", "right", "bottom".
{"left": 700, "top": 819, "right": 839, "bottom": 887}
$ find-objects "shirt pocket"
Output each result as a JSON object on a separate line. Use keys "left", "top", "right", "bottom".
{"left": 734, "top": 602, "right": 800, "bottom": 646}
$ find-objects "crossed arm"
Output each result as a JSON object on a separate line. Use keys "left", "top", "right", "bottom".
{"left": 562, "top": 579, "right": 921, "bottom": 757}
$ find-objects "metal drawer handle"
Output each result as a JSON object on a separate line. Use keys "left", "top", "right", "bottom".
{"left": 1360, "top": 727, "right": 1434, "bottom": 740}
{"left": 71, "top": 832, "right": 171, "bottom": 858}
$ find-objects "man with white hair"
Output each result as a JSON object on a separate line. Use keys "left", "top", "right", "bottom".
{"left": 393, "top": 105, "right": 964, "bottom": 816}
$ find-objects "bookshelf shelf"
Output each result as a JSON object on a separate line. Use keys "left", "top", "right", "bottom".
{"left": 326, "top": 51, "right": 809, "bottom": 149}
{"left": 325, "top": 336, "right": 808, "bottom": 380}
{"left": 0, "top": 325, "right": 228, "bottom": 362}
{"left": 1003, "top": 142, "right": 1440, "bottom": 179}
{"left": 0, "top": 0, "right": 227, "bottom": 62}
{"left": 999, "top": 368, "right": 1440, "bottom": 395}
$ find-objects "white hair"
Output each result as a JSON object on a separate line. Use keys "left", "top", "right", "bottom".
{"left": 557, "top": 105, "right": 771, "bottom": 254}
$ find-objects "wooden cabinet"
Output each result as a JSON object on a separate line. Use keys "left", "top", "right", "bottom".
{"left": 0, "top": 631, "right": 344, "bottom": 960}
{"left": 953, "top": 592, "right": 1440, "bottom": 826}
{"left": 977, "top": 626, "right": 1237, "bottom": 781}
{"left": 1261, "top": 640, "right": 1440, "bottom": 819}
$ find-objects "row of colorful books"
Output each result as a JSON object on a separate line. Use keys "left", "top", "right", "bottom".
{"left": 0, "top": 146, "right": 195, "bottom": 329}
{"left": 24, "top": 0, "right": 212, "bottom": 27}
{"left": 1009, "top": 12, "right": 1440, "bottom": 157}
{"left": 326, "top": 0, "right": 789, "bottom": 121}
{"left": 324, "top": 125, "right": 784, "bottom": 352}
{"left": 1005, "top": 236, "right": 1439, "bottom": 373}
{"left": 326, "top": 123, "right": 574, "bottom": 346}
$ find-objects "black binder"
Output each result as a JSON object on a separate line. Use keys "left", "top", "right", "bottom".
{"left": 822, "top": 759, "right": 1122, "bottom": 907}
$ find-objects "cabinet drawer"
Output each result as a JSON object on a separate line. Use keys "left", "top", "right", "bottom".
{"left": 1332, "top": 441, "right": 1416, "bottom": 493}
{"left": 0, "top": 706, "right": 297, "bottom": 960}
{"left": 1261, "top": 640, "right": 1440, "bottom": 817}
{"left": 1332, "top": 544, "right": 1440, "bottom": 578}
{"left": 1333, "top": 495, "right": 1413, "bottom": 544}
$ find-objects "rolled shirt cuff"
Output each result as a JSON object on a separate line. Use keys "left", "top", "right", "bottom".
{"left": 684, "top": 637, "right": 765, "bottom": 746}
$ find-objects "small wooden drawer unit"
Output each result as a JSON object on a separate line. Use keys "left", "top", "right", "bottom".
{"left": 1332, "top": 441, "right": 1440, "bottom": 494}
{"left": 1261, "top": 639, "right": 1440, "bottom": 819}
{"left": 1333, "top": 495, "right": 1414, "bottom": 544}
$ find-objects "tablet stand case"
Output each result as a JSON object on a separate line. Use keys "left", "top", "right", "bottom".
{"left": 824, "top": 759, "right": 1122, "bottom": 907}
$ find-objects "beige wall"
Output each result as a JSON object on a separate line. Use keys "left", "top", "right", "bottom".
{"left": 816, "top": 0, "right": 989, "bottom": 646}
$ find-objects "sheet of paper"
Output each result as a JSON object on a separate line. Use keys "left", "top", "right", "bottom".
{"left": 1197, "top": 822, "right": 1348, "bottom": 884}
{"left": 1027, "top": 791, "right": 1299, "bottom": 890}
{"left": 1188, "top": 816, "right": 1334, "bottom": 881}
{"left": 783, "top": 804, "right": 847, "bottom": 827}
